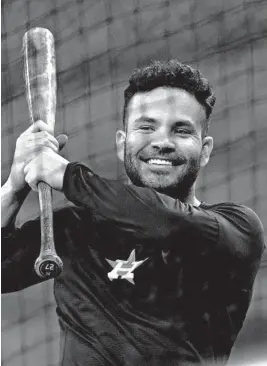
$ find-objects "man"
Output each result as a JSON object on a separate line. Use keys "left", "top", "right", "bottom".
{"left": 2, "top": 60, "right": 265, "bottom": 365}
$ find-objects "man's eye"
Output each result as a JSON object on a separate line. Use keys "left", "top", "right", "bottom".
{"left": 174, "top": 129, "right": 190, "bottom": 134}
{"left": 139, "top": 125, "right": 154, "bottom": 131}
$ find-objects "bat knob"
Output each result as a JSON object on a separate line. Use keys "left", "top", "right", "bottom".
{"left": 34, "top": 253, "right": 63, "bottom": 279}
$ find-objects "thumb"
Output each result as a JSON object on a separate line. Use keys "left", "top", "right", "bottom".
{"left": 56, "top": 134, "right": 68, "bottom": 151}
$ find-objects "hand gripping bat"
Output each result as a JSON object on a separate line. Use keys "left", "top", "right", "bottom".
{"left": 23, "top": 28, "right": 63, "bottom": 279}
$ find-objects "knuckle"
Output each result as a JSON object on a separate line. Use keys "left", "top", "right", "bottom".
{"left": 31, "top": 146, "right": 41, "bottom": 156}
{"left": 41, "top": 146, "right": 52, "bottom": 155}
{"left": 37, "top": 131, "right": 45, "bottom": 139}
{"left": 23, "top": 163, "right": 28, "bottom": 173}
{"left": 33, "top": 140, "right": 47, "bottom": 151}
{"left": 44, "top": 137, "right": 52, "bottom": 146}
{"left": 35, "top": 120, "right": 44, "bottom": 129}
{"left": 39, "top": 122, "right": 53, "bottom": 134}
{"left": 16, "top": 136, "right": 23, "bottom": 145}
{"left": 25, "top": 173, "right": 31, "bottom": 185}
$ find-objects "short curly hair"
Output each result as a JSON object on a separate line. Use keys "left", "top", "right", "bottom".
{"left": 123, "top": 60, "right": 216, "bottom": 137}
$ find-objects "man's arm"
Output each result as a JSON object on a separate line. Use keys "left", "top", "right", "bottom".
{"left": 2, "top": 217, "right": 44, "bottom": 293}
{"left": 1, "top": 178, "right": 37, "bottom": 293}
{"left": 1, "top": 179, "right": 31, "bottom": 228}
{"left": 63, "top": 162, "right": 219, "bottom": 247}
{"left": 203, "top": 203, "right": 265, "bottom": 356}
{"left": 63, "top": 162, "right": 265, "bottom": 259}
{"left": 1, "top": 121, "right": 68, "bottom": 293}
{"left": 2, "top": 120, "right": 67, "bottom": 228}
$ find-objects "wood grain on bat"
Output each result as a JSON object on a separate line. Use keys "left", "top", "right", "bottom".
{"left": 23, "top": 28, "right": 56, "bottom": 131}
{"left": 23, "top": 28, "right": 63, "bottom": 278}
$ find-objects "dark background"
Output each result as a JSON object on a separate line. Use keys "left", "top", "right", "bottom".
{"left": 1, "top": 0, "right": 267, "bottom": 365}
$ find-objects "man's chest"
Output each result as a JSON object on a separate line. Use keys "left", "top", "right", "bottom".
{"left": 57, "top": 222, "right": 213, "bottom": 318}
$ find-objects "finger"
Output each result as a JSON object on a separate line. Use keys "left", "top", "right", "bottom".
{"left": 56, "top": 134, "right": 68, "bottom": 151}
{"left": 24, "top": 165, "right": 39, "bottom": 192}
{"left": 21, "top": 143, "right": 58, "bottom": 164}
{"left": 28, "top": 132, "right": 59, "bottom": 151}
{"left": 20, "top": 124, "right": 37, "bottom": 136}
{"left": 14, "top": 146, "right": 56, "bottom": 169}
{"left": 21, "top": 120, "right": 54, "bottom": 136}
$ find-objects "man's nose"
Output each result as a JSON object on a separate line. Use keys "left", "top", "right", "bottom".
{"left": 150, "top": 129, "right": 176, "bottom": 151}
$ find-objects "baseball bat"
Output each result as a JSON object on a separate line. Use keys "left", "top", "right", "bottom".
{"left": 23, "top": 27, "right": 63, "bottom": 279}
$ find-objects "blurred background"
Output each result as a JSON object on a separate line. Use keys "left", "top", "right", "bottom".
{"left": 1, "top": 0, "right": 267, "bottom": 365}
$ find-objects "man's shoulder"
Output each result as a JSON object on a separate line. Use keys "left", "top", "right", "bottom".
{"left": 201, "top": 201, "right": 265, "bottom": 256}
{"left": 200, "top": 201, "right": 263, "bottom": 229}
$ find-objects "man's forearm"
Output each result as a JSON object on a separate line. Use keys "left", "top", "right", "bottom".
{"left": 1, "top": 179, "right": 30, "bottom": 228}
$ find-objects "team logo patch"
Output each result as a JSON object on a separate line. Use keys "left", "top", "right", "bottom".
{"left": 106, "top": 249, "right": 148, "bottom": 284}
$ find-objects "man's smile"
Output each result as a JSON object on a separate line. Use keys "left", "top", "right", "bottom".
{"left": 139, "top": 158, "right": 184, "bottom": 173}
{"left": 139, "top": 156, "right": 185, "bottom": 169}
{"left": 147, "top": 158, "right": 173, "bottom": 166}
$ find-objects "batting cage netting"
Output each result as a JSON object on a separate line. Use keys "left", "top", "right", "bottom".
{"left": 1, "top": 0, "right": 267, "bottom": 365}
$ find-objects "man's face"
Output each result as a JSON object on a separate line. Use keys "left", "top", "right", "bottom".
{"left": 116, "top": 87, "right": 213, "bottom": 198}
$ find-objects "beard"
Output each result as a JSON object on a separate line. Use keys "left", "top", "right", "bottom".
{"left": 124, "top": 142, "right": 201, "bottom": 201}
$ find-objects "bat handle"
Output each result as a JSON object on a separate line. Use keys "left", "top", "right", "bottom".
{"left": 34, "top": 182, "right": 63, "bottom": 278}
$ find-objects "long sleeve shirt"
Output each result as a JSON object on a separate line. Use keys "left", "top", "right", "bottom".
{"left": 2, "top": 162, "right": 265, "bottom": 365}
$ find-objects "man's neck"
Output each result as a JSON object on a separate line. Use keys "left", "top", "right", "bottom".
{"left": 185, "top": 195, "right": 201, "bottom": 207}
{"left": 127, "top": 179, "right": 201, "bottom": 207}
{"left": 173, "top": 185, "right": 201, "bottom": 207}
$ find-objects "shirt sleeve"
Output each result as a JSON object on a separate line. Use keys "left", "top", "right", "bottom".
{"left": 203, "top": 203, "right": 265, "bottom": 351}
{"left": 2, "top": 219, "right": 45, "bottom": 293}
{"left": 212, "top": 202, "right": 265, "bottom": 263}
{"left": 63, "top": 161, "right": 265, "bottom": 259}
{"left": 207, "top": 202, "right": 265, "bottom": 299}
{"left": 63, "top": 162, "right": 220, "bottom": 252}
{"left": 1, "top": 206, "right": 85, "bottom": 293}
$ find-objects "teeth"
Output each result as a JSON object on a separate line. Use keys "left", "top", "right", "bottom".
{"left": 148, "top": 159, "right": 172, "bottom": 165}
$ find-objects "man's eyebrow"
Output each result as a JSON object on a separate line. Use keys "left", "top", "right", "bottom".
{"left": 133, "top": 116, "right": 195, "bottom": 128}
{"left": 133, "top": 116, "right": 157, "bottom": 123}
{"left": 173, "top": 120, "right": 194, "bottom": 127}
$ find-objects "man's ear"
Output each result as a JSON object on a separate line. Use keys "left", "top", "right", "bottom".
{"left": 116, "top": 130, "right": 126, "bottom": 162}
{"left": 200, "top": 136, "right": 213, "bottom": 168}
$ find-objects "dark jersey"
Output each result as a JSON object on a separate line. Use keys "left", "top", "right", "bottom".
{"left": 2, "top": 162, "right": 265, "bottom": 366}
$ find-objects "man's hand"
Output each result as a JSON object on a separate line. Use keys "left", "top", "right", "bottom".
{"left": 8, "top": 120, "right": 69, "bottom": 193}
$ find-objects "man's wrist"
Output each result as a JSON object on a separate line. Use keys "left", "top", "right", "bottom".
{"left": 1, "top": 179, "right": 30, "bottom": 228}
{"left": 57, "top": 157, "right": 70, "bottom": 192}
{"left": 3, "top": 178, "right": 30, "bottom": 202}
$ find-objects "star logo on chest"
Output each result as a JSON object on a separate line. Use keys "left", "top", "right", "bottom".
{"left": 106, "top": 249, "right": 148, "bottom": 285}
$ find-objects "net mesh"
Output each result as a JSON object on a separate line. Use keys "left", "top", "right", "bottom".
{"left": 1, "top": 0, "right": 267, "bottom": 365}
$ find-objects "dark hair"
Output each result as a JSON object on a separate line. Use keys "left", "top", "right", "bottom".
{"left": 123, "top": 60, "right": 216, "bottom": 136}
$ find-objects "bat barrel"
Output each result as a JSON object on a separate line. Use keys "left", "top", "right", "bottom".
{"left": 23, "top": 27, "right": 56, "bottom": 130}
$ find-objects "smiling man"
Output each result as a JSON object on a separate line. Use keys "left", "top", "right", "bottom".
{"left": 116, "top": 84, "right": 213, "bottom": 203}
{"left": 2, "top": 60, "right": 265, "bottom": 366}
